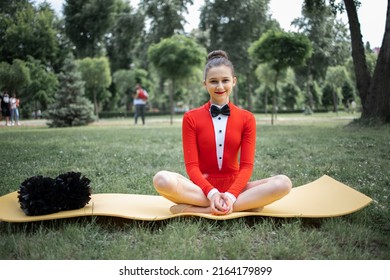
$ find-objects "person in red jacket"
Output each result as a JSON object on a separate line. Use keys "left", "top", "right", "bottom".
{"left": 153, "top": 50, "right": 292, "bottom": 215}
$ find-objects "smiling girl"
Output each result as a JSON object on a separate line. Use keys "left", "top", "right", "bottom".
{"left": 153, "top": 50, "right": 292, "bottom": 215}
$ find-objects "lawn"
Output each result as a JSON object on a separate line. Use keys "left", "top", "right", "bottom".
{"left": 0, "top": 113, "right": 389, "bottom": 260}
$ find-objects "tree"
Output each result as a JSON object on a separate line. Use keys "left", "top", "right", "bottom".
{"left": 293, "top": 1, "right": 350, "bottom": 80}
{"left": 341, "top": 0, "right": 372, "bottom": 117}
{"left": 25, "top": 56, "right": 59, "bottom": 118}
{"left": 293, "top": 1, "right": 351, "bottom": 113}
{"left": 77, "top": 57, "right": 112, "bottom": 119}
{"left": 254, "top": 63, "right": 286, "bottom": 113}
{"left": 0, "top": 59, "right": 31, "bottom": 96}
{"left": 307, "top": 0, "right": 390, "bottom": 123}
{"left": 141, "top": 0, "right": 193, "bottom": 43}
{"left": 148, "top": 35, "right": 206, "bottom": 124}
{"left": 323, "top": 65, "right": 350, "bottom": 112}
{"left": 140, "top": 0, "right": 194, "bottom": 110}
{"left": 249, "top": 30, "right": 312, "bottom": 124}
{"left": 105, "top": 1, "right": 145, "bottom": 73}
{"left": 282, "top": 82, "right": 304, "bottom": 110}
{"left": 47, "top": 55, "right": 95, "bottom": 127}
{"left": 0, "top": 1, "right": 59, "bottom": 65}
{"left": 64, "top": 0, "right": 116, "bottom": 58}
{"left": 199, "top": 0, "right": 270, "bottom": 108}
{"left": 361, "top": 0, "right": 390, "bottom": 122}
{"left": 112, "top": 68, "right": 148, "bottom": 115}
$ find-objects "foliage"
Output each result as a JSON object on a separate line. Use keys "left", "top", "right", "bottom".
{"left": 64, "top": 0, "right": 117, "bottom": 58}
{"left": 281, "top": 82, "right": 304, "bottom": 110}
{"left": 293, "top": 1, "right": 350, "bottom": 80}
{"left": 199, "top": 0, "right": 270, "bottom": 107}
{"left": 0, "top": 59, "right": 31, "bottom": 94}
{"left": 0, "top": 1, "right": 59, "bottom": 65}
{"left": 148, "top": 35, "right": 206, "bottom": 80}
{"left": 323, "top": 65, "right": 351, "bottom": 111}
{"left": 200, "top": 0, "right": 269, "bottom": 71}
{"left": 77, "top": 57, "right": 112, "bottom": 119}
{"left": 105, "top": 1, "right": 145, "bottom": 73}
{"left": 112, "top": 68, "right": 148, "bottom": 114}
{"left": 24, "top": 56, "right": 59, "bottom": 116}
{"left": 148, "top": 34, "right": 206, "bottom": 123}
{"left": 46, "top": 55, "right": 95, "bottom": 127}
{"left": 249, "top": 30, "right": 312, "bottom": 123}
{"left": 329, "top": 0, "right": 390, "bottom": 123}
{"left": 0, "top": 0, "right": 388, "bottom": 123}
{"left": 249, "top": 30, "right": 312, "bottom": 73}
{"left": 141, "top": 0, "right": 193, "bottom": 42}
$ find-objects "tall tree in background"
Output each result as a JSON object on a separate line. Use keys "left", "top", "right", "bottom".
{"left": 294, "top": 2, "right": 349, "bottom": 80}
{"left": 77, "top": 57, "right": 112, "bottom": 119}
{"left": 25, "top": 56, "right": 59, "bottom": 117}
{"left": 310, "top": 0, "right": 390, "bottom": 123}
{"left": 148, "top": 35, "right": 206, "bottom": 124}
{"left": 141, "top": 0, "right": 193, "bottom": 43}
{"left": 140, "top": 0, "right": 193, "bottom": 103}
{"left": 350, "top": 0, "right": 390, "bottom": 122}
{"left": 0, "top": 1, "right": 59, "bottom": 65}
{"left": 249, "top": 30, "right": 312, "bottom": 124}
{"left": 0, "top": 59, "right": 31, "bottom": 96}
{"left": 199, "top": 0, "right": 270, "bottom": 109}
{"left": 105, "top": 0, "right": 145, "bottom": 73}
{"left": 293, "top": 1, "right": 351, "bottom": 112}
{"left": 64, "top": 0, "right": 116, "bottom": 58}
{"left": 47, "top": 55, "right": 95, "bottom": 127}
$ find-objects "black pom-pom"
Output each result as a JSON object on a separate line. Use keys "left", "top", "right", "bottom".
{"left": 18, "top": 176, "right": 59, "bottom": 216}
{"left": 54, "top": 172, "right": 92, "bottom": 211}
{"left": 18, "top": 172, "right": 92, "bottom": 216}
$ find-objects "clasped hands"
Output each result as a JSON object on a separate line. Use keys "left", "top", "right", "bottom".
{"left": 209, "top": 192, "right": 233, "bottom": 215}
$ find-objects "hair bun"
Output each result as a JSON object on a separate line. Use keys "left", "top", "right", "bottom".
{"left": 207, "top": 50, "right": 229, "bottom": 61}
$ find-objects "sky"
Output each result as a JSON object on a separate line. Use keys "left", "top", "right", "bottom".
{"left": 36, "top": 0, "right": 387, "bottom": 48}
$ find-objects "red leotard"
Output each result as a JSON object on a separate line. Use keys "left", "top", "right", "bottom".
{"left": 182, "top": 101, "right": 256, "bottom": 198}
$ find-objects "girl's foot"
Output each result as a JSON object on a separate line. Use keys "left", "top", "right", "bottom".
{"left": 169, "top": 204, "right": 212, "bottom": 214}
{"left": 169, "top": 204, "right": 192, "bottom": 214}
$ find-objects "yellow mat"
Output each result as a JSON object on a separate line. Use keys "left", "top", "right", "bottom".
{"left": 0, "top": 175, "right": 372, "bottom": 222}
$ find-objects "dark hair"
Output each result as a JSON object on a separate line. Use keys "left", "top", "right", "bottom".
{"left": 204, "top": 50, "right": 235, "bottom": 80}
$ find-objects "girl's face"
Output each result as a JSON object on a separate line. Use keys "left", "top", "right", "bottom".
{"left": 204, "top": 65, "right": 236, "bottom": 106}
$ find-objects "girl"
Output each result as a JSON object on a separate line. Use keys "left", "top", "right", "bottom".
{"left": 153, "top": 50, "right": 292, "bottom": 215}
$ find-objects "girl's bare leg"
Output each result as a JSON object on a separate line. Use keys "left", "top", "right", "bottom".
{"left": 233, "top": 175, "right": 292, "bottom": 212}
{"left": 153, "top": 171, "right": 211, "bottom": 213}
{"left": 153, "top": 171, "right": 292, "bottom": 214}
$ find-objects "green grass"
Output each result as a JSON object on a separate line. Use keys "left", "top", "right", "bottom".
{"left": 0, "top": 113, "right": 389, "bottom": 260}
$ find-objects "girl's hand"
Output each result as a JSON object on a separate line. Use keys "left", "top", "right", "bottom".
{"left": 210, "top": 192, "right": 233, "bottom": 215}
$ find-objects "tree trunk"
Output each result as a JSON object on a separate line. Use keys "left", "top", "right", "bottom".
{"left": 332, "top": 90, "right": 338, "bottom": 113}
{"left": 93, "top": 90, "right": 99, "bottom": 120}
{"left": 343, "top": 0, "right": 371, "bottom": 115}
{"left": 272, "top": 70, "right": 280, "bottom": 125}
{"left": 364, "top": 0, "right": 390, "bottom": 122}
{"left": 306, "top": 68, "right": 314, "bottom": 114}
{"left": 170, "top": 79, "right": 174, "bottom": 125}
{"left": 233, "top": 86, "right": 239, "bottom": 105}
{"left": 247, "top": 72, "right": 253, "bottom": 111}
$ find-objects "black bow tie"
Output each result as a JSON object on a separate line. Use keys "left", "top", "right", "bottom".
{"left": 210, "top": 104, "right": 230, "bottom": 117}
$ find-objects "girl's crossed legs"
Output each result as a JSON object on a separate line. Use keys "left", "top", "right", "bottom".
{"left": 153, "top": 170, "right": 292, "bottom": 214}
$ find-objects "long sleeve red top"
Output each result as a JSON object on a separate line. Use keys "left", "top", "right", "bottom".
{"left": 182, "top": 101, "right": 256, "bottom": 198}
